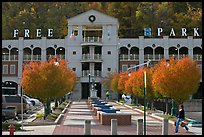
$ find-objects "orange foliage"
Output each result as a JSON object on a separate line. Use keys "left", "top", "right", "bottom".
{"left": 152, "top": 57, "right": 201, "bottom": 104}
{"left": 118, "top": 72, "right": 129, "bottom": 93}
{"left": 21, "top": 58, "right": 77, "bottom": 102}
{"left": 110, "top": 72, "right": 120, "bottom": 92}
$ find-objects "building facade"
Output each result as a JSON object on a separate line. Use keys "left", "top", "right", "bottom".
{"left": 2, "top": 10, "right": 202, "bottom": 100}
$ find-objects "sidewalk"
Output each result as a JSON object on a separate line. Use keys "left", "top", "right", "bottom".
{"left": 52, "top": 100, "right": 197, "bottom": 135}
{"left": 2, "top": 100, "right": 202, "bottom": 135}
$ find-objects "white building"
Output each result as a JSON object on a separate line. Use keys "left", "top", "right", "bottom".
{"left": 2, "top": 10, "right": 202, "bottom": 100}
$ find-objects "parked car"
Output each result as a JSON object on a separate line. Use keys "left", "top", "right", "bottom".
{"left": 2, "top": 95, "right": 30, "bottom": 114}
{"left": 2, "top": 108, "right": 17, "bottom": 121}
{"left": 23, "top": 95, "right": 41, "bottom": 106}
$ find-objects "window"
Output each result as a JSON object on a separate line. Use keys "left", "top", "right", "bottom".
{"left": 3, "top": 65, "right": 8, "bottom": 74}
{"left": 122, "top": 64, "right": 128, "bottom": 72}
{"left": 72, "top": 68, "right": 76, "bottom": 71}
{"left": 10, "top": 64, "right": 16, "bottom": 74}
{"left": 130, "top": 64, "right": 137, "bottom": 71}
{"left": 107, "top": 51, "right": 111, "bottom": 55}
{"left": 107, "top": 68, "right": 111, "bottom": 71}
{"left": 73, "top": 51, "right": 76, "bottom": 55}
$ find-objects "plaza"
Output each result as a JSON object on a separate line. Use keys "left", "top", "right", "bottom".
{"left": 2, "top": 4, "right": 202, "bottom": 135}
{"left": 2, "top": 9, "right": 202, "bottom": 100}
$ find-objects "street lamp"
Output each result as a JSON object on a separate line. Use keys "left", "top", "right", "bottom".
{"left": 89, "top": 73, "right": 91, "bottom": 98}
{"left": 127, "top": 59, "right": 151, "bottom": 135}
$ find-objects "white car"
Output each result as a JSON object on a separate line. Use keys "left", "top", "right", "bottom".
{"left": 23, "top": 95, "right": 41, "bottom": 106}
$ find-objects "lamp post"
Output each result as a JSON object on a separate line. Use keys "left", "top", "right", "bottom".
{"left": 89, "top": 73, "right": 91, "bottom": 98}
{"left": 127, "top": 59, "right": 151, "bottom": 135}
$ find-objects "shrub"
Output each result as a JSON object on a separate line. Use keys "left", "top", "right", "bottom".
{"left": 57, "top": 105, "right": 64, "bottom": 110}
{"left": 2, "top": 121, "right": 21, "bottom": 131}
{"left": 47, "top": 113, "right": 58, "bottom": 119}
{"left": 36, "top": 113, "right": 45, "bottom": 118}
{"left": 140, "top": 106, "right": 150, "bottom": 111}
{"left": 119, "top": 99, "right": 124, "bottom": 103}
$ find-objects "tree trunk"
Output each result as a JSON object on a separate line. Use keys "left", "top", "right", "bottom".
{"left": 44, "top": 99, "right": 51, "bottom": 119}
{"left": 151, "top": 100, "right": 154, "bottom": 111}
{"left": 165, "top": 98, "right": 168, "bottom": 115}
{"left": 54, "top": 97, "right": 58, "bottom": 108}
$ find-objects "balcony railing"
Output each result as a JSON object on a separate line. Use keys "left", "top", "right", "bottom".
{"left": 129, "top": 54, "right": 139, "bottom": 60}
{"left": 82, "top": 54, "right": 102, "bottom": 60}
{"left": 193, "top": 54, "right": 202, "bottom": 61}
{"left": 120, "top": 54, "right": 164, "bottom": 61}
{"left": 2, "top": 55, "right": 9, "bottom": 61}
{"left": 154, "top": 54, "right": 164, "bottom": 60}
{"left": 47, "top": 55, "right": 65, "bottom": 60}
{"left": 144, "top": 54, "right": 154, "bottom": 60}
{"left": 83, "top": 37, "right": 102, "bottom": 43}
{"left": 23, "top": 55, "right": 32, "bottom": 61}
{"left": 10, "top": 55, "right": 18, "bottom": 60}
{"left": 82, "top": 70, "right": 102, "bottom": 77}
{"left": 32, "top": 55, "right": 41, "bottom": 61}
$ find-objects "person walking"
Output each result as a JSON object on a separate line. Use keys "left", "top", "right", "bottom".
{"left": 105, "top": 90, "right": 110, "bottom": 102}
{"left": 175, "top": 104, "right": 189, "bottom": 133}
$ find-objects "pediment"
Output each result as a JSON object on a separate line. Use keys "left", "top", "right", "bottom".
{"left": 68, "top": 9, "right": 118, "bottom": 25}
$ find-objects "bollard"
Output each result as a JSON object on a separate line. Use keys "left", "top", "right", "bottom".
{"left": 162, "top": 118, "right": 168, "bottom": 135}
{"left": 137, "top": 119, "right": 143, "bottom": 135}
{"left": 111, "top": 119, "right": 117, "bottom": 135}
{"left": 84, "top": 120, "right": 91, "bottom": 135}
{"left": 9, "top": 123, "right": 15, "bottom": 135}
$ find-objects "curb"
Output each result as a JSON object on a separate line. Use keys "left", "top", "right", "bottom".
{"left": 115, "top": 101, "right": 175, "bottom": 125}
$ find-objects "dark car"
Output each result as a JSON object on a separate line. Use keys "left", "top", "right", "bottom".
{"left": 2, "top": 108, "right": 17, "bottom": 121}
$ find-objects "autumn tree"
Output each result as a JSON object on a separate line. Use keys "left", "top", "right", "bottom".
{"left": 118, "top": 72, "right": 129, "bottom": 93}
{"left": 152, "top": 57, "right": 201, "bottom": 105}
{"left": 21, "top": 58, "right": 77, "bottom": 116}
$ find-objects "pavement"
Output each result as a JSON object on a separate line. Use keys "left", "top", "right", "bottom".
{"left": 2, "top": 99, "right": 202, "bottom": 135}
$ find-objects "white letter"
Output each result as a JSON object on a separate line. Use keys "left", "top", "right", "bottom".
{"left": 13, "top": 29, "right": 19, "bottom": 38}
{"left": 36, "top": 29, "right": 41, "bottom": 37}
{"left": 181, "top": 28, "right": 187, "bottom": 36}
{"left": 24, "top": 29, "right": 30, "bottom": 37}
{"left": 194, "top": 28, "right": 199, "bottom": 36}
{"left": 169, "top": 28, "right": 176, "bottom": 36}
{"left": 157, "top": 28, "right": 163, "bottom": 36}
{"left": 48, "top": 29, "right": 53, "bottom": 37}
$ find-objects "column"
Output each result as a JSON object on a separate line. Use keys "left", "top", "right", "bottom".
{"left": 163, "top": 36, "right": 169, "bottom": 58}
{"left": 17, "top": 37, "right": 24, "bottom": 95}
{"left": 41, "top": 37, "right": 47, "bottom": 62}
{"left": 78, "top": 25, "right": 83, "bottom": 40}
{"left": 139, "top": 36, "right": 144, "bottom": 64}
{"left": 187, "top": 36, "right": 193, "bottom": 58}
{"left": 68, "top": 25, "right": 72, "bottom": 38}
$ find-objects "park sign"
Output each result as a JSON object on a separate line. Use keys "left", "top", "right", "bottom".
{"left": 13, "top": 29, "right": 54, "bottom": 38}
{"left": 144, "top": 28, "right": 200, "bottom": 37}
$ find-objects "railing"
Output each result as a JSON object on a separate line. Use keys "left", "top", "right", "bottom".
{"left": 83, "top": 37, "right": 102, "bottom": 43}
{"left": 193, "top": 54, "right": 202, "bottom": 61}
{"left": 120, "top": 54, "right": 164, "bottom": 61}
{"left": 120, "top": 54, "right": 129, "bottom": 60}
{"left": 10, "top": 55, "right": 18, "bottom": 60}
{"left": 154, "top": 54, "right": 164, "bottom": 61}
{"left": 82, "top": 70, "right": 102, "bottom": 77}
{"left": 32, "top": 55, "right": 41, "bottom": 61}
{"left": 144, "top": 54, "right": 153, "bottom": 60}
{"left": 2, "top": 55, "right": 9, "bottom": 61}
{"left": 129, "top": 54, "right": 139, "bottom": 60}
{"left": 94, "top": 70, "right": 102, "bottom": 77}
{"left": 82, "top": 54, "right": 102, "bottom": 60}
{"left": 23, "top": 55, "right": 32, "bottom": 61}
{"left": 47, "top": 55, "right": 65, "bottom": 60}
